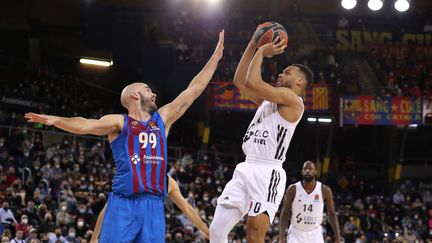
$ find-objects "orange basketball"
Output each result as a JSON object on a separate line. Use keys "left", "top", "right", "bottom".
{"left": 254, "top": 22, "right": 288, "bottom": 47}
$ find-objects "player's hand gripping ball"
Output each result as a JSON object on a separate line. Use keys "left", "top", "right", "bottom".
{"left": 254, "top": 22, "right": 288, "bottom": 47}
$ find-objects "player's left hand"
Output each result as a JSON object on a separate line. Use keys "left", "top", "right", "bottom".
{"left": 259, "top": 36, "right": 286, "bottom": 58}
{"left": 212, "top": 29, "right": 224, "bottom": 61}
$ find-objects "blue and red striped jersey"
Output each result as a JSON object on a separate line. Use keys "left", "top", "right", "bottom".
{"left": 110, "top": 112, "right": 168, "bottom": 197}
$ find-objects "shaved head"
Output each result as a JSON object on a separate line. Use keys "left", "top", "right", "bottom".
{"left": 301, "top": 160, "right": 317, "bottom": 182}
{"left": 120, "top": 82, "right": 149, "bottom": 109}
{"left": 302, "top": 160, "right": 315, "bottom": 169}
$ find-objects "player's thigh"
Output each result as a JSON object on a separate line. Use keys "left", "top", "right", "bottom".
{"left": 246, "top": 212, "right": 271, "bottom": 237}
{"left": 99, "top": 193, "right": 139, "bottom": 243}
{"left": 246, "top": 165, "right": 286, "bottom": 223}
{"left": 137, "top": 198, "right": 165, "bottom": 243}
{"left": 217, "top": 164, "right": 249, "bottom": 214}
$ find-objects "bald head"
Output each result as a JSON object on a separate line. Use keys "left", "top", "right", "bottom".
{"left": 120, "top": 82, "right": 157, "bottom": 113}
{"left": 120, "top": 82, "right": 149, "bottom": 109}
{"left": 302, "top": 160, "right": 315, "bottom": 169}
{"left": 301, "top": 160, "right": 316, "bottom": 182}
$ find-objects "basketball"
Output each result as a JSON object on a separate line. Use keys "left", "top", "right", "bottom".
{"left": 254, "top": 21, "right": 288, "bottom": 47}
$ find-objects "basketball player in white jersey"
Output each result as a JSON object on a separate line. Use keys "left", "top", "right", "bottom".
{"left": 209, "top": 29, "right": 312, "bottom": 243}
{"left": 279, "top": 161, "right": 341, "bottom": 243}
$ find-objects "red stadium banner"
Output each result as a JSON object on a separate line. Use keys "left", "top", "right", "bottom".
{"left": 208, "top": 82, "right": 331, "bottom": 112}
{"left": 340, "top": 96, "right": 423, "bottom": 126}
{"left": 208, "top": 82, "right": 258, "bottom": 112}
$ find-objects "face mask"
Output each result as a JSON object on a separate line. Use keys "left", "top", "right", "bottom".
{"left": 68, "top": 232, "right": 75, "bottom": 238}
{"left": 77, "top": 221, "right": 84, "bottom": 227}
{"left": 80, "top": 177, "right": 85, "bottom": 181}
{"left": 55, "top": 164, "right": 60, "bottom": 168}
{"left": 79, "top": 208, "right": 86, "bottom": 214}
{"left": 22, "top": 219, "right": 28, "bottom": 224}
{"left": 61, "top": 206, "right": 67, "bottom": 211}
{"left": 89, "top": 178, "right": 94, "bottom": 182}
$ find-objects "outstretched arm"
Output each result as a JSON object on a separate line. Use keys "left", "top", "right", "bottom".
{"left": 25, "top": 113, "right": 123, "bottom": 138}
{"left": 245, "top": 39, "right": 301, "bottom": 107}
{"left": 158, "top": 30, "right": 224, "bottom": 130}
{"left": 168, "top": 176, "right": 209, "bottom": 239}
{"left": 279, "top": 184, "right": 296, "bottom": 243}
{"left": 90, "top": 205, "right": 107, "bottom": 243}
{"left": 232, "top": 30, "right": 262, "bottom": 105}
{"left": 323, "top": 185, "right": 341, "bottom": 243}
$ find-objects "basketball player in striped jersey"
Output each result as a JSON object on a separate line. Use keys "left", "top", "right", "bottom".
{"left": 279, "top": 161, "right": 341, "bottom": 243}
{"left": 25, "top": 30, "right": 224, "bottom": 243}
{"left": 210, "top": 29, "right": 312, "bottom": 243}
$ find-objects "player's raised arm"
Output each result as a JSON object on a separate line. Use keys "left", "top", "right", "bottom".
{"left": 245, "top": 39, "right": 300, "bottom": 107}
{"left": 278, "top": 184, "right": 296, "bottom": 243}
{"left": 167, "top": 176, "right": 210, "bottom": 239}
{"left": 25, "top": 113, "right": 123, "bottom": 138}
{"left": 158, "top": 30, "right": 224, "bottom": 129}
{"left": 232, "top": 29, "right": 263, "bottom": 105}
{"left": 323, "top": 185, "right": 342, "bottom": 243}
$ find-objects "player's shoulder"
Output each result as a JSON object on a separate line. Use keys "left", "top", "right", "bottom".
{"left": 287, "top": 183, "right": 297, "bottom": 193}
{"left": 320, "top": 183, "right": 333, "bottom": 197}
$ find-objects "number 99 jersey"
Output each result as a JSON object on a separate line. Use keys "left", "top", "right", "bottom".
{"left": 110, "top": 113, "right": 168, "bottom": 197}
{"left": 291, "top": 181, "right": 324, "bottom": 232}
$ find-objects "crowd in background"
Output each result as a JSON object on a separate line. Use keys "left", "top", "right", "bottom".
{"left": 1, "top": 7, "right": 432, "bottom": 243}
{"left": 0, "top": 125, "right": 431, "bottom": 242}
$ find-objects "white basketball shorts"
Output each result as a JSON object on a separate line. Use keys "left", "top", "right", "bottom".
{"left": 217, "top": 155, "right": 286, "bottom": 223}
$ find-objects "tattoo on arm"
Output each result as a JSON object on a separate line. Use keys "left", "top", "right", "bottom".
{"left": 176, "top": 102, "right": 189, "bottom": 114}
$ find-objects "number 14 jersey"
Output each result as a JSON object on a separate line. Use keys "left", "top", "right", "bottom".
{"left": 291, "top": 181, "right": 324, "bottom": 231}
{"left": 110, "top": 113, "right": 167, "bottom": 197}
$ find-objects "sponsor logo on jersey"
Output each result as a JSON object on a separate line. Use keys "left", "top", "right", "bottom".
{"left": 314, "top": 194, "right": 320, "bottom": 201}
{"left": 131, "top": 121, "right": 139, "bottom": 127}
{"left": 243, "top": 123, "right": 269, "bottom": 145}
{"left": 130, "top": 154, "right": 140, "bottom": 164}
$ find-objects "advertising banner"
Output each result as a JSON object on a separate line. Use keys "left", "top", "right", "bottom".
{"left": 341, "top": 96, "right": 423, "bottom": 126}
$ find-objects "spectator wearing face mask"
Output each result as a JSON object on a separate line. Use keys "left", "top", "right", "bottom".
{"left": 65, "top": 227, "right": 79, "bottom": 243}
{"left": 56, "top": 202, "right": 73, "bottom": 226}
{"left": 48, "top": 226, "right": 66, "bottom": 243}
{"left": 15, "top": 214, "right": 31, "bottom": 238}
{"left": 0, "top": 201, "right": 17, "bottom": 228}
{"left": 75, "top": 217, "right": 89, "bottom": 238}
{"left": 23, "top": 201, "right": 40, "bottom": 226}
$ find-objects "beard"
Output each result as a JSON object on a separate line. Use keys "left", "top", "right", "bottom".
{"left": 139, "top": 93, "right": 157, "bottom": 112}
{"left": 303, "top": 175, "right": 314, "bottom": 182}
